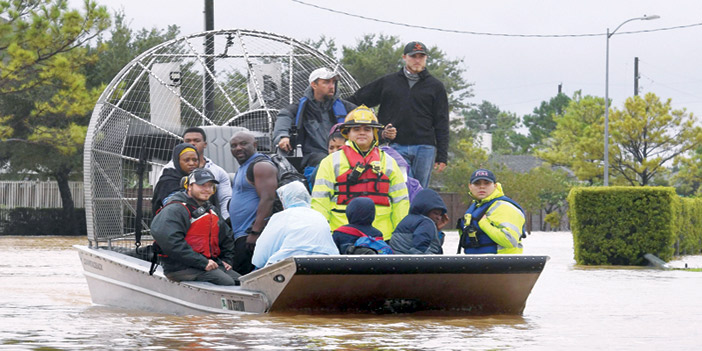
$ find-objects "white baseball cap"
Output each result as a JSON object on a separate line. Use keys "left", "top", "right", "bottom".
{"left": 308, "top": 67, "right": 339, "bottom": 83}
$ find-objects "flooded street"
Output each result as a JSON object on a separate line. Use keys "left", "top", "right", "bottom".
{"left": 1, "top": 232, "right": 701, "bottom": 350}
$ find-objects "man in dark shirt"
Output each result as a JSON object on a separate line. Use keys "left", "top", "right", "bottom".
{"left": 348, "top": 41, "right": 449, "bottom": 188}
{"left": 273, "top": 67, "right": 356, "bottom": 168}
{"left": 151, "top": 168, "right": 240, "bottom": 285}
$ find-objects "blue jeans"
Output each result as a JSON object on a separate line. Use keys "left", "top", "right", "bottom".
{"left": 389, "top": 144, "right": 436, "bottom": 188}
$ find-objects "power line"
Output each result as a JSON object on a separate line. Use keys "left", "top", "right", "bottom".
{"left": 292, "top": 0, "right": 702, "bottom": 38}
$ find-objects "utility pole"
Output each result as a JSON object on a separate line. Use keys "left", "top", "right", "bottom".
{"left": 204, "top": 0, "right": 215, "bottom": 122}
{"left": 558, "top": 83, "right": 562, "bottom": 94}
{"left": 634, "top": 57, "right": 639, "bottom": 96}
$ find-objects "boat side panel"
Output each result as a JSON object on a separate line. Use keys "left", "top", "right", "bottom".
{"left": 292, "top": 255, "right": 549, "bottom": 275}
{"left": 267, "top": 272, "right": 541, "bottom": 314}
{"left": 76, "top": 246, "right": 267, "bottom": 315}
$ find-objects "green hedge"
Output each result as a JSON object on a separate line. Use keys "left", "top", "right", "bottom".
{"left": 1, "top": 208, "right": 87, "bottom": 236}
{"left": 676, "top": 197, "right": 702, "bottom": 255}
{"left": 568, "top": 187, "right": 679, "bottom": 265}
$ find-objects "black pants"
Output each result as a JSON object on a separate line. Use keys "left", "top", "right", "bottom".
{"left": 166, "top": 266, "right": 240, "bottom": 286}
{"left": 233, "top": 236, "right": 256, "bottom": 275}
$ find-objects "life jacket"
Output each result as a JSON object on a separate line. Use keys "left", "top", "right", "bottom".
{"left": 334, "top": 145, "right": 391, "bottom": 206}
{"left": 460, "top": 196, "right": 525, "bottom": 253}
{"left": 149, "top": 200, "right": 221, "bottom": 275}
{"left": 160, "top": 201, "right": 221, "bottom": 258}
{"left": 294, "top": 96, "right": 348, "bottom": 128}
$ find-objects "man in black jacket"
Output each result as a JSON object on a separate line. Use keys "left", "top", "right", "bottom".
{"left": 151, "top": 168, "right": 240, "bottom": 285}
{"left": 347, "top": 41, "right": 449, "bottom": 188}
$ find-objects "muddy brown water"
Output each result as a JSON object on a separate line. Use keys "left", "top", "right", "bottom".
{"left": 1, "top": 233, "right": 700, "bottom": 350}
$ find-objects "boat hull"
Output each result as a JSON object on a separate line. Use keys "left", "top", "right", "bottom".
{"left": 76, "top": 245, "right": 548, "bottom": 315}
{"left": 76, "top": 245, "right": 268, "bottom": 315}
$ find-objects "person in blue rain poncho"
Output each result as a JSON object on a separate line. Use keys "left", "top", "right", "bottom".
{"left": 251, "top": 181, "right": 339, "bottom": 269}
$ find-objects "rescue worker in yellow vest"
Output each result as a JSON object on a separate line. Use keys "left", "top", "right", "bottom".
{"left": 311, "top": 105, "right": 409, "bottom": 240}
{"left": 460, "top": 169, "right": 525, "bottom": 254}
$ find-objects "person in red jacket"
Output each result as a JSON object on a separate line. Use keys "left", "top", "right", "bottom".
{"left": 151, "top": 168, "right": 240, "bottom": 285}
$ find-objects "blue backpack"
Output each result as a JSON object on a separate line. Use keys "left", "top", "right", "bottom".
{"left": 353, "top": 236, "right": 394, "bottom": 255}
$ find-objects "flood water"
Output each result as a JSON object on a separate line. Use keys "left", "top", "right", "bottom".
{"left": 1, "top": 232, "right": 701, "bottom": 350}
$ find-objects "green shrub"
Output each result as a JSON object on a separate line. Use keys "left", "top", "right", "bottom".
{"left": 544, "top": 211, "right": 561, "bottom": 230}
{"left": 2, "top": 208, "right": 87, "bottom": 236}
{"left": 676, "top": 197, "right": 702, "bottom": 255}
{"left": 568, "top": 187, "right": 677, "bottom": 265}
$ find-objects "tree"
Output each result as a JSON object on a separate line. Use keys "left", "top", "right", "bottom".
{"left": 538, "top": 91, "right": 607, "bottom": 184}
{"left": 522, "top": 93, "right": 571, "bottom": 153}
{"left": 435, "top": 127, "right": 489, "bottom": 203}
{"left": 302, "top": 35, "right": 338, "bottom": 62}
{"left": 340, "top": 34, "right": 473, "bottom": 109}
{"left": 0, "top": 0, "right": 110, "bottom": 235}
{"left": 609, "top": 93, "right": 702, "bottom": 186}
{"left": 462, "top": 100, "right": 500, "bottom": 131}
{"left": 673, "top": 146, "right": 702, "bottom": 196}
{"left": 539, "top": 91, "right": 702, "bottom": 186}
{"left": 461, "top": 101, "right": 526, "bottom": 154}
{"left": 84, "top": 11, "right": 180, "bottom": 89}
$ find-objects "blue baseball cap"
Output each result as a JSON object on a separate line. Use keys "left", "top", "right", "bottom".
{"left": 470, "top": 169, "right": 496, "bottom": 184}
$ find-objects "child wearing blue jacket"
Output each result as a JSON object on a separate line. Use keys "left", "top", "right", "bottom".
{"left": 390, "top": 189, "right": 449, "bottom": 254}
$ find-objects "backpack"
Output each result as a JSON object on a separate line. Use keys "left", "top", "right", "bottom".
{"left": 247, "top": 154, "right": 309, "bottom": 213}
{"left": 351, "top": 235, "right": 394, "bottom": 255}
{"left": 247, "top": 154, "right": 307, "bottom": 188}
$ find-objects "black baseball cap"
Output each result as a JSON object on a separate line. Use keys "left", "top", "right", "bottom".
{"left": 470, "top": 169, "right": 496, "bottom": 184}
{"left": 404, "top": 41, "right": 427, "bottom": 55}
{"left": 189, "top": 168, "right": 219, "bottom": 185}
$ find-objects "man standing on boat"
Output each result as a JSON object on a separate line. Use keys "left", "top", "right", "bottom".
{"left": 151, "top": 168, "right": 240, "bottom": 285}
{"left": 347, "top": 41, "right": 449, "bottom": 188}
{"left": 156, "top": 127, "right": 232, "bottom": 221}
{"left": 459, "top": 169, "right": 525, "bottom": 254}
{"left": 272, "top": 67, "right": 357, "bottom": 168}
{"left": 228, "top": 131, "right": 278, "bottom": 274}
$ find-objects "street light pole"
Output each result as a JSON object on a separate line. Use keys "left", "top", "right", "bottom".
{"left": 603, "top": 15, "right": 659, "bottom": 186}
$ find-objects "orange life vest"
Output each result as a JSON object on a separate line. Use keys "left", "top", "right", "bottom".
{"left": 171, "top": 202, "right": 221, "bottom": 259}
{"left": 335, "top": 145, "right": 391, "bottom": 206}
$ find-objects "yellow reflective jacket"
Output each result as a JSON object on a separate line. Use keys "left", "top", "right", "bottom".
{"left": 472, "top": 183, "right": 525, "bottom": 254}
{"left": 311, "top": 141, "right": 409, "bottom": 240}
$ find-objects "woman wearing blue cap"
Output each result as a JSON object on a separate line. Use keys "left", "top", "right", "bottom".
{"left": 459, "top": 169, "right": 526, "bottom": 254}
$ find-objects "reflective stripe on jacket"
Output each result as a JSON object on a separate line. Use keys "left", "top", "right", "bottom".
{"left": 311, "top": 141, "right": 409, "bottom": 240}
{"left": 464, "top": 183, "right": 524, "bottom": 254}
{"left": 334, "top": 145, "right": 391, "bottom": 206}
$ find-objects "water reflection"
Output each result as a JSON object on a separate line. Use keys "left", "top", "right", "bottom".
{"left": 1, "top": 234, "right": 701, "bottom": 350}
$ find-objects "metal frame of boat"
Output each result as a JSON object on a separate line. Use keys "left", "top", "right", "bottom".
{"left": 77, "top": 244, "right": 548, "bottom": 315}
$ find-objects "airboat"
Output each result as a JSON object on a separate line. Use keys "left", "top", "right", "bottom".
{"left": 75, "top": 29, "right": 548, "bottom": 315}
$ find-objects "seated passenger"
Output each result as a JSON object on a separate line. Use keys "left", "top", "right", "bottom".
{"left": 155, "top": 127, "right": 232, "bottom": 220}
{"left": 251, "top": 181, "right": 339, "bottom": 269}
{"left": 460, "top": 169, "right": 525, "bottom": 254}
{"left": 390, "top": 189, "right": 449, "bottom": 254}
{"left": 151, "top": 168, "right": 240, "bottom": 285}
{"left": 152, "top": 143, "right": 199, "bottom": 214}
{"left": 332, "top": 197, "right": 384, "bottom": 254}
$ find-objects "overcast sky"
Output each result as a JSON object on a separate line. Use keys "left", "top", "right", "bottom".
{"left": 87, "top": 0, "right": 702, "bottom": 119}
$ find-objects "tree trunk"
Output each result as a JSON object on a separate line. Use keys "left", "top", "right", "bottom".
{"left": 54, "top": 169, "right": 79, "bottom": 236}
